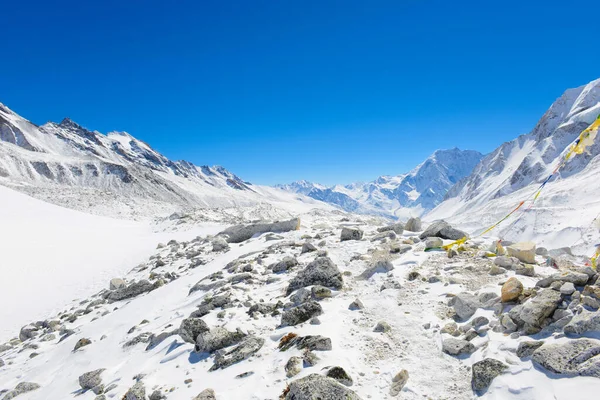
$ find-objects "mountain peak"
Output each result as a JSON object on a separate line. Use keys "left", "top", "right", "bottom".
{"left": 59, "top": 117, "right": 83, "bottom": 130}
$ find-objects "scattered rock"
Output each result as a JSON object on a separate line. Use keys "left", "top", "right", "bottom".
{"left": 340, "top": 227, "right": 364, "bottom": 241}
{"left": 560, "top": 282, "right": 576, "bottom": 295}
{"left": 442, "top": 338, "right": 475, "bottom": 356}
{"left": 311, "top": 285, "right": 332, "bottom": 300}
{"left": 489, "top": 265, "right": 506, "bottom": 275}
{"left": 210, "top": 336, "right": 265, "bottom": 370}
{"left": 123, "top": 381, "right": 146, "bottom": 400}
{"left": 74, "top": 338, "right": 92, "bottom": 351}
{"left": 471, "top": 358, "right": 508, "bottom": 394}
{"left": 377, "top": 223, "right": 404, "bottom": 235}
{"left": 564, "top": 309, "right": 600, "bottom": 336}
{"left": 550, "top": 271, "right": 590, "bottom": 286}
{"left": 149, "top": 390, "right": 167, "bottom": 400}
{"left": 271, "top": 257, "right": 299, "bottom": 273}
{"left": 501, "top": 277, "right": 523, "bottom": 302}
{"left": 284, "top": 374, "right": 362, "bottom": 400}
{"left": 348, "top": 298, "right": 364, "bottom": 311}
{"left": 219, "top": 218, "right": 300, "bottom": 243}
{"left": 326, "top": 366, "right": 353, "bottom": 386}
{"left": 107, "top": 280, "right": 154, "bottom": 302}
{"left": 515, "top": 264, "right": 535, "bottom": 277}
{"left": 448, "top": 293, "right": 481, "bottom": 320}
{"left": 195, "top": 327, "right": 246, "bottom": 353}
{"left": 516, "top": 341, "right": 544, "bottom": 358}
{"left": 285, "top": 356, "right": 303, "bottom": 377}
{"left": 389, "top": 369, "right": 409, "bottom": 396}
{"left": 494, "top": 256, "right": 520, "bottom": 269}
{"left": 3, "top": 382, "right": 41, "bottom": 400}
{"left": 405, "top": 217, "right": 421, "bottom": 232}
{"left": 506, "top": 242, "right": 536, "bottom": 264}
{"left": 179, "top": 318, "right": 210, "bottom": 344}
{"left": 286, "top": 257, "right": 343, "bottom": 295}
{"left": 425, "top": 237, "right": 443, "bottom": 248}
{"left": 532, "top": 338, "right": 600, "bottom": 377}
{"left": 211, "top": 237, "right": 230, "bottom": 252}
{"left": 109, "top": 278, "right": 126, "bottom": 290}
{"left": 78, "top": 369, "right": 105, "bottom": 391}
{"left": 290, "top": 288, "right": 311, "bottom": 305}
{"left": 419, "top": 220, "right": 467, "bottom": 240}
{"left": 301, "top": 242, "right": 317, "bottom": 254}
{"left": 360, "top": 260, "right": 394, "bottom": 279}
{"left": 374, "top": 321, "right": 391, "bottom": 333}
{"left": 19, "top": 324, "right": 39, "bottom": 342}
{"left": 193, "top": 388, "right": 217, "bottom": 400}
{"left": 518, "top": 289, "right": 562, "bottom": 329}
{"left": 280, "top": 302, "right": 323, "bottom": 327}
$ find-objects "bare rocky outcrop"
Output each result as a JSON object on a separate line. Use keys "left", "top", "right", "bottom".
{"left": 286, "top": 257, "right": 343, "bottom": 295}
{"left": 283, "top": 374, "right": 362, "bottom": 400}
{"left": 218, "top": 218, "right": 300, "bottom": 243}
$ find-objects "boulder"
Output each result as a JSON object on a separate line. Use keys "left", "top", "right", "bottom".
{"left": 442, "top": 338, "right": 475, "bottom": 356}
{"left": 519, "top": 289, "right": 562, "bottom": 328}
{"left": 549, "top": 271, "right": 589, "bottom": 286}
{"left": 360, "top": 260, "right": 394, "bottom": 279}
{"left": 301, "top": 242, "right": 317, "bottom": 254}
{"left": 377, "top": 223, "right": 404, "bottom": 235}
{"left": 124, "top": 381, "right": 146, "bottom": 400}
{"left": 107, "top": 280, "right": 154, "bottom": 302}
{"left": 471, "top": 358, "right": 508, "bottom": 394}
{"left": 494, "top": 256, "right": 520, "bottom": 269}
{"left": 448, "top": 293, "right": 481, "bottom": 320}
{"left": 74, "top": 338, "right": 92, "bottom": 351}
{"left": 419, "top": 220, "right": 467, "bottom": 240}
{"left": 340, "top": 227, "right": 364, "bottom": 241}
{"left": 516, "top": 340, "right": 544, "bottom": 358}
{"left": 280, "top": 302, "right": 323, "bottom": 327}
{"left": 560, "top": 282, "right": 576, "bottom": 295}
{"left": 211, "top": 237, "right": 230, "bottom": 252}
{"left": 285, "top": 356, "right": 303, "bottom": 377}
{"left": 279, "top": 335, "right": 332, "bottom": 352}
{"left": 349, "top": 298, "right": 364, "bottom": 310}
{"left": 289, "top": 288, "right": 311, "bottom": 305}
{"left": 286, "top": 257, "right": 343, "bottom": 295}
{"left": 109, "top": 278, "right": 126, "bottom": 290}
{"left": 489, "top": 265, "right": 506, "bottom": 275}
{"left": 311, "top": 285, "right": 332, "bottom": 300}
{"left": 19, "top": 324, "right": 39, "bottom": 342}
{"left": 405, "top": 217, "right": 422, "bottom": 232}
{"left": 195, "top": 327, "right": 246, "bottom": 353}
{"left": 374, "top": 321, "right": 391, "bottom": 333}
{"left": 425, "top": 237, "right": 443, "bottom": 249}
{"left": 506, "top": 242, "right": 536, "bottom": 264}
{"left": 3, "top": 382, "right": 41, "bottom": 400}
{"left": 271, "top": 256, "right": 299, "bottom": 273}
{"left": 210, "top": 336, "right": 264, "bottom": 370}
{"left": 501, "top": 277, "right": 523, "bottom": 302}
{"left": 532, "top": 338, "right": 600, "bottom": 377}
{"left": 389, "top": 369, "right": 409, "bottom": 396}
{"left": 564, "top": 309, "right": 600, "bottom": 336}
{"left": 193, "top": 389, "right": 217, "bottom": 400}
{"left": 79, "top": 369, "right": 105, "bottom": 391}
{"left": 284, "top": 374, "right": 362, "bottom": 400}
{"left": 218, "top": 218, "right": 300, "bottom": 243}
{"left": 179, "top": 318, "right": 210, "bottom": 344}
{"left": 325, "top": 366, "right": 353, "bottom": 386}
{"left": 515, "top": 264, "right": 535, "bottom": 277}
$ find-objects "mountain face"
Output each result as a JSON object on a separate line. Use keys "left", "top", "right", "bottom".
{"left": 0, "top": 103, "right": 324, "bottom": 219}
{"left": 276, "top": 148, "right": 483, "bottom": 218}
{"left": 428, "top": 77, "right": 600, "bottom": 249}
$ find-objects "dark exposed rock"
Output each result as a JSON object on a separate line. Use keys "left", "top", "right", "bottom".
{"left": 286, "top": 257, "right": 343, "bottom": 295}
{"left": 210, "top": 336, "right": 264, "bottom": 370}
{"left": 195, "top": 327, "right": 246, "bottom": 353}
{"left": 471, "top": 358, "right": 508, "bottom": 394}
{"left": 284, "top": 374, "right": 362, "bottom": 399}
{"left": 107, "top": 280, "right": 154, "bottom": 302}
{"left": 326, "top": 366, "right": 353, "bottom": 386}
{"left": 280, "top": 302, "right": 323, "bottom": 327}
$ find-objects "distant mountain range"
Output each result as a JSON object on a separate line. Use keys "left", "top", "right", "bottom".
{"left": 276, "top": 148, "right": 483, "bottom": 218}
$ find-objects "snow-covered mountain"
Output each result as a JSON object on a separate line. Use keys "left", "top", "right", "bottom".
{"left": 277, "top": 148, "right": 483, "bottom": 218}
{"left": 0, "top": 103, "right": 329, "bottom": 219}
{"left": 428, "top": 77, "right": 600, "bottom": 251}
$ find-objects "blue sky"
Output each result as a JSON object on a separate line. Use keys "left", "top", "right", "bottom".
{"left": 2, "top": 0, "right": 599, "bottom": 185}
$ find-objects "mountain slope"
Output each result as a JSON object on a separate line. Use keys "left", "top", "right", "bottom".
{"left": 0, "top": 103, "right": 329, "bottom": 219}
{"left": 428, "top": 77, "right": 600, "bottom": 252}
{"left": 277, "top": 148, "right": 483, "bottom": 218}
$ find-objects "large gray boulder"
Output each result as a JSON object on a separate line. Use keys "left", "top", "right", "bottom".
{"left": 377, "top": 223, "right": 404, "bottom": 235}
{"left": 442, "top": 338, "right": 475, "bottom": 356}
{"left": 3, "top": 382, "right": 41, "bottom": 400}
{"left": 211, "top": 237, "right": 230, "bottom": 252}
{"left": 341, "top": 227, "right": 363, "bottom": 241}
{"left": 405, "top": 217, "right": 422, "bottom": 232}
{"left": 210, "top": 336, "right": 264, "bottom": 370}
{"left": 218, "top": 218, "right": 300, "bottom": 243}
{"left": 109, "top": 278, "right": 126, "bottom": 290}
{"left": 195, "top": 327, "right": 246, "bottom": 353}
{"left": 79, "top": 369, "right": 105, "bottom": 391}
{"left": 286, "top": 257, "right": 343, "bottom": 295}
{"left": 549, "top": 271, "right": 590, "bottom": 286}
{"left": 360, "top": 260, "right": 394, "bottom": 279}
{"left": 271, "top": 256, "right": 299, "bottom": 273}
{"left": 532, "top": 339, "right": 600, "bottom": 377}
{"left": 280, "top": 301, "right": 323, "bottom": 327}
{"left": 564, "top": 309, "right": 600, "bottom": 336}
{"left": 124, "top": 381, "right": 146, "bottom": 400}
{"left": 448, "top": 293, "right": 481, "bottom": 320}
{"left": 179, "top": 318, "right": 210, "bottom": 344}
{"left": 518, "top": 289, "right": 562, "bottom": 328}
{"left": 284, "top": 374, "right": 362, "bottom": 399}
{"left": 107, "top": 280, "right": 154, "bottom": 302}
{"left": 506, "top": 242, "right": 536, "bottom": 264}
{"left": 471, "top": 358, "right": 508, "bottom": 394}
{"left": 19, "top": 324, "right": 39, "bottom": 342}
{"left": 419, "top": 220, "right": 467, "bottom": 240}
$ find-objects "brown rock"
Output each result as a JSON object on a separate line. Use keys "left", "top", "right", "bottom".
{"left": 501, "top": 277, "right": 523, "bottom": 302}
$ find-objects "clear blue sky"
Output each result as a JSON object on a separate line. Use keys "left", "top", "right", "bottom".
{"left": 2, "top": 0, "right": 599, "bottom": 185}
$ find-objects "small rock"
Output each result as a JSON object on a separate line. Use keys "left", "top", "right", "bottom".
{"left": 448, "top": 293, "right": 481, "bottom": 320}
{"left": 348, "top": 299, "right": 364, "bottom": 311}
{"left": 311, "top": 285, "right": 332, "bottom": 299}
{"left": 489, "top": 265, "right": 506, "bottom": 275}
{"left": 405, "top": 217, "right": 421, "bottom": 232}
{"left": 3, "top": 382, "right": 41, "bottom": 400}
{"left": 326, "top": 366, "right": 353, "bottom": 386}
{"left": 179, "top": 317, "right": 210, "bottom": 344}
{"left": 389, "top": 369, "right": 409, "bottom": 396}
{"left": 74, "top": 338, "right": 92, "bottom": 351}
{"left": 373, "top": 321, "right": 391, "bottom": 333}
{"left": 79, "top": 369, "right": 105, "bottom": 391}
{"left": 425, "top": 237, "right": 443, "bottom": 249}
{"left": 109, "top": 278, "right": 126, "bottom": 290}
{"left": 560, "top": 282, "right": 576, "bottom": 295}
{"left": 123, "top": 381, "right": 146, "bottom": 400}
{"left": 285, "top": 356, "right": 303, "bottom": 377}
{"left": 506, "top": 242, "right": 536, "bottom": 264}
{"left": 280, "top": 301, "right": 323, "bottom": 327}
{"left": 442, "top": 338, "right": 475, "bottom": 356}
{"left": 340, "top": 227, "right": 364, "bottom": 241}
{"left": 516, "top": 340, "right": 544, "bottom": 358}
{"left": 501, "top": 277, "right": 523, "bottom": 302}
{"left": 193, "top": 388, "right": 216, "bottom": 400}
{"left": 515, "top": 264, "right": 535, "bottom": 277}
{"left": 471, "top": 358, "right": 508, "bottom": 394}
{"left": 301, "top": 242, "right": 317, "bottom": 254}
{"left": 283, "top": 374, "right": 361, "bottom": 399}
